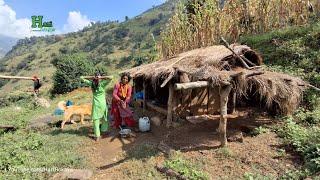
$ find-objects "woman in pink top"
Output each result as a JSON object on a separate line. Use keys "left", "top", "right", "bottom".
{"left": 111, "top": 73, "right": 136, "bottom": 128}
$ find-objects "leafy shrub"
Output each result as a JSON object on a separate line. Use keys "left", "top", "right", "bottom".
{"left": 164, "top": 152, "right": 209, "bottom": 180}
{"left": 51, "top": 53, "right": 94, "bottom": 94}
{"left": 59, "top": 46, "right": 70, "bottom": 54}
{"left": 26, "top": 53, "right": 36, "bottom": 62}
{"left": 277, "top": 118, "right": 320, "bottom": 173}
{"left": 114, "top": 26, "right": 130, "bottom": 39}
{"left": 0, "top": 79, "right": 8, "bottom": 88}
{"left": 148, "top": 18, "right": 161, "bottom": 26}
{"left": 0, "top": 130, "right": 86, "bottom": 179}
{"left": 16, "top": 61, "right": 27, "bottom": 70}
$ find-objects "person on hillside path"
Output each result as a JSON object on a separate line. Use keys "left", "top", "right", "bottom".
{"left": 111, "top": 72, "right": 136, "bottom": 129}
{"left": 80, "top": 72, "right": 111, "bottom": 141}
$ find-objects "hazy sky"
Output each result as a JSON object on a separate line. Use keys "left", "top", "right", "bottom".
{"left": 0, "top": 0, "right": 165, "bottom": 38}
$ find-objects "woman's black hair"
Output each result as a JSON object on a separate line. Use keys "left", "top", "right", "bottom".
{"left": 92, "top": 71, "right": 101, "bottom": 91}
{"left": 94, "top": 71, "right": 101, "bottom": 77}
{"left": 121, "top": 72, "right": 131, "bottom": 82}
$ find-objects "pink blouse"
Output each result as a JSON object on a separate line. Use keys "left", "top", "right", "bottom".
{"left": 112, "top": 83, "right": 132, "bottom": 103}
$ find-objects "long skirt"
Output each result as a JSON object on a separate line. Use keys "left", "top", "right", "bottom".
{"left": 111, "top": 99, "right": 135, "bottom": 128}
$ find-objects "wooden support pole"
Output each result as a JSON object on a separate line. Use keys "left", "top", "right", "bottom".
{"left": 231, "top": 90, "right": 236, "bottom": 114}
{"left": 174, "top": 81, "right": 209, "bottom": 90}
{"left": 143, "top": 80, "right": 146, "bottom": 112}
{"left": 218, "top": 85, "right": 232, "bottom": 147}
{"left": 167, "top": 82, "right": 174, "bottom": 127}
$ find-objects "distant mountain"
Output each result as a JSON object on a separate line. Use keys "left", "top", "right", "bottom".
{"left": 0, "top": 35, "right": 18, "bottom": 58}
{"left": 0, "top": 0, "right": 177, "bottom": 93}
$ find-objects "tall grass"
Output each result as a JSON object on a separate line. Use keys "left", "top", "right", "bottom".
{"left": 160, "top": 0, "right": 319, "bottom": 58}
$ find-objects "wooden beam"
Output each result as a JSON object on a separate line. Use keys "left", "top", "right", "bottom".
{"left": 174, "top": 81, "right": 209, "bottom": 90}
{"left": 160, "top": 70, "right": 175, "bottom": 88}
{"left": 81, "top": 75, "right": 113, "bottom": 79}
{"left": 146, "top": 102, "right": 167, "bottom": 115}
{"left": 218, "top": 85, "right": 232, "bottom": 147}
{"left": 0, "top": 75, "right": 36, "bottom": 80}
{"left": 186, "top": 114, "right": 238, "bottom": 124}
{"left": 167, "top": 83, "right": 174, "bottom": 127}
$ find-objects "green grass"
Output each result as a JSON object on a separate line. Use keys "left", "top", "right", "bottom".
{"left": 164, "top": 151, "right": 209, "bottom": 180}
{"left": 0, "top": 130, "right": 87, "bottom": 179}
{"left": 242, "top": 22, "right": 320, "bottom": 178}
{"left": 0, "top": 92, "right": 92, "bottom": 179}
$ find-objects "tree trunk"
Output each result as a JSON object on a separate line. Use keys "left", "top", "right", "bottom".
{"left": 218, "top": 85, "right": 232, "bottom": 147}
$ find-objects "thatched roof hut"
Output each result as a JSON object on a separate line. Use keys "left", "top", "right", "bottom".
{"left": 124, "top": 44, "right": 308, "bottom": 146}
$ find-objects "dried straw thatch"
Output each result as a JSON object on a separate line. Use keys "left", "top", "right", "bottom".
{"left": 124, "top": 44, "right": 307, "bottom": 115}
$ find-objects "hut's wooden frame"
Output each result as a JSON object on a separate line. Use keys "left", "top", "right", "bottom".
{"left": 124, "top": 44, "right": 310, "bottom": 147}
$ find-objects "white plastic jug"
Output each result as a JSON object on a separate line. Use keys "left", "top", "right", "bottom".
{"left": 139, "top": 117, "right": 150, "bottom": 132}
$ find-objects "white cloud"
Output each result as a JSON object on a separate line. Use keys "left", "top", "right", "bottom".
{"left": 0, "top": 1, "right": 92, "bottom": 38}
{"left": 63, "top": 11, "right": 93, "bottom": 33}
{"left": 0, "top": 0, "right": 34, "bottom": 38}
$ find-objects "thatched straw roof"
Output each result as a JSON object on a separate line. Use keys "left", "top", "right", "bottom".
{"left": 124, "top": 44, "right": 307, "bottom": 115}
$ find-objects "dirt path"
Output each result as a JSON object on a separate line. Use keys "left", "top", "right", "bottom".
{"left": 79, "top": 108, "right": 301, "bottom": 179}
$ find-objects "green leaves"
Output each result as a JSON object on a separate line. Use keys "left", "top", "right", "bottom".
{"left": 51, "top": 53, "right": 95, "bottom": 94}
{"left": 164, "top": 152, "right": 209, "bottom": 180}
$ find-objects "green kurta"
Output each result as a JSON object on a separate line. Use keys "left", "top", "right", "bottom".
{"left": 80, "top": 76, "right": 109, "bottom": 120}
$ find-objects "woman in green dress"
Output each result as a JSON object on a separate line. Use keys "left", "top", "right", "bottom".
{"left": 80, "top": 72, "right": 111, "bottom": 141}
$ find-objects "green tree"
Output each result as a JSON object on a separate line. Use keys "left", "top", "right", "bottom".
{"left": 51, "top": 53, "right": 94, "bottom": 94}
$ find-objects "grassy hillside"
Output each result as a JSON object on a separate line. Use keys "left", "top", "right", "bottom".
{"left": 0, "top": 0, "right": 177, "bottom": 95}
{"left": 241, "top": 22, "right": 320, "bottom": 178}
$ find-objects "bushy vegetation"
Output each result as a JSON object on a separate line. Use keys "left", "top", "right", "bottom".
{"left": 164, "top": 152, "right": 209, "bottom": 180}
{"left": 277, "top": 117, "right": 320, "bottom": 174}
{"left": 242, "top": 21, "right": 320, "bottom": 177}
{"left": 160, "top": 0, "right": 319, "bottom": 58}
{"left": 0, "top": 130, "right": 86, "bottom": 179}
{"left": 51, "top": 53, "right": 94, "bottom": 94}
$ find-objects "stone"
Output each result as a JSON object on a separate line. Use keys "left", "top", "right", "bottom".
{"left": 227, "top": 131, "right": 244, "bottom": 143}
{"left": 50, "top": 169, "right": 93, "bottom": 180}
{"left": 150, "top": 116, "right": 162, "bottom": 126}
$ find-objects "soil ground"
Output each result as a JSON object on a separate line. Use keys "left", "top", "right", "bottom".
{"left": 74, "top": 107, "right": 302, "bottom": 179}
